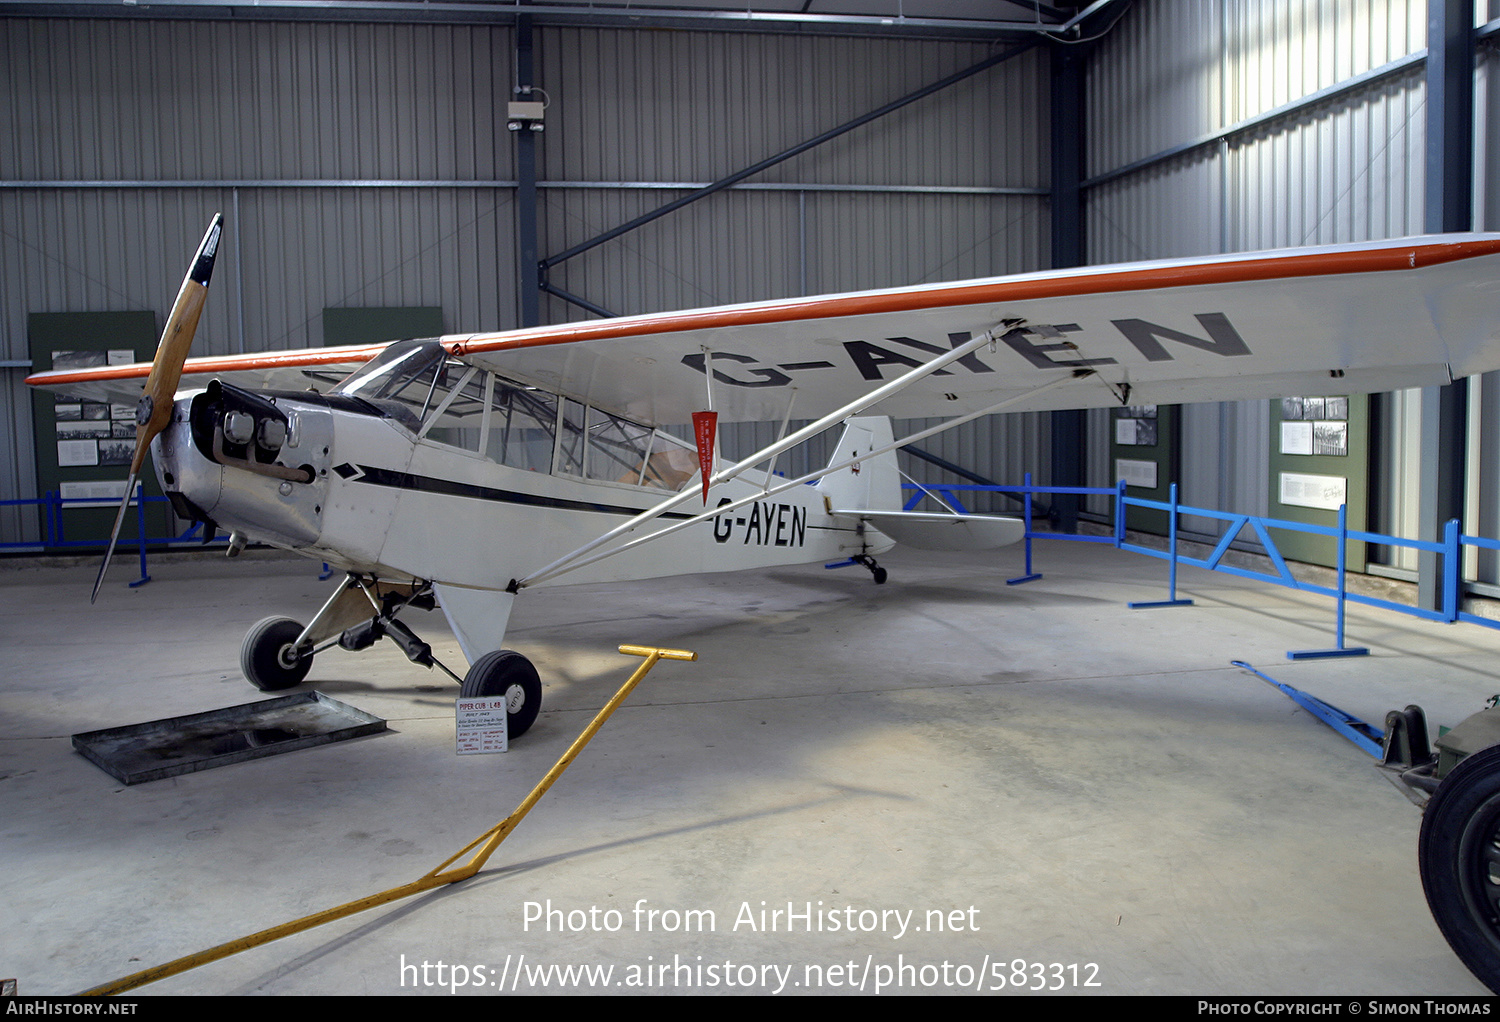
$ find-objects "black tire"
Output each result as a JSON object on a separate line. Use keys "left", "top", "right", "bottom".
{"left": 461, "top": 649, "right": 542, "bottom": 740}
{"left": 241, "top": 616, "right": 313, "bottom": 692}
{"left": 1419, "top": 742, "right": 1500, "bottom": 993}
{"left": 872, "top": 566, "right": 888, "bottom": 585}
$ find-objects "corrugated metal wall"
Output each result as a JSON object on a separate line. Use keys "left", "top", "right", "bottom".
{"left": 538, "top": 29, "right": 1047, "bottom": 314}
{"left": 1080, "top": 0, "right": 1500, "bottom": 588}
{"left": 0, "top": 17, "right": 1052, "bottom": 541}
{"left": 1472, "top": 22, "right": 1500, "bottom": 584}
{"left": 6, "top": 7, "right": 1498, "bottom": 576}
{"left": 1, "top": 18, "right": 523, "bottom": 542}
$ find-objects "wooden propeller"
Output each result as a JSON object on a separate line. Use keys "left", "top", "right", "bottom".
{"left": 91, "top": 213, "right": 224, "bottom": 603}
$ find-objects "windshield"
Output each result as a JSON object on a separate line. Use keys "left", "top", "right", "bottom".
{"left": 333, "top": 339, "right": 447, "bottom": 431}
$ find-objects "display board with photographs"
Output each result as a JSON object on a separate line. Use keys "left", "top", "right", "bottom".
{"left": 28, "top": 310, "right": 169, "bottom": 547}
{"left": 1109, "top": 404, "right": 1178, "bottom": 536}
{"left": 1113, "top": 405, "right": 1158, "bottom": 447}
{"left": 1279, "top": 395, "right": 1349, "bottom": 457}
{"left": 49, "top": 350, "right": 139, "bottom": 467}
{"left": 1266, "top": 393, "right": 1368, "bottom": 573}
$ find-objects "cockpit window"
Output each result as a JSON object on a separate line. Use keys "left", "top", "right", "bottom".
{"left": 484, "top": 378, "right": 558, "bottom": 472}
{"left": 334, "top": 342, "right": 695, "bottom": 488}
{"left": 416, "top": 362, "right": 486, "bottom": 448}
{"left": 558, "top": 403, "right": 698, "bottom": 490}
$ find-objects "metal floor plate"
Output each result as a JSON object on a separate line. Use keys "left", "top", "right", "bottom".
{"left": 72, "top": 692, "right": 387, "bottom": 785}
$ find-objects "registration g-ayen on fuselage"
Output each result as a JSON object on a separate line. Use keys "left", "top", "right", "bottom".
{"left": 26, "top": 218, "right": 1500, "bottom": 741}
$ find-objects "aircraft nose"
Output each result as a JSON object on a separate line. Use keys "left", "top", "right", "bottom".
{"left": 152, "top": 395, "right": 221, "bottom": 530}
{"left": 151, "top": 385, "right": 333, "bottom": 550}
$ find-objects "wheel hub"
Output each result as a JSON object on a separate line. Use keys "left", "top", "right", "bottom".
{"left": 505, "top": 683, "right": 527, "bottom": 713}
{"left": 1456, "top": 795, "right": 1500, "bottom": 941}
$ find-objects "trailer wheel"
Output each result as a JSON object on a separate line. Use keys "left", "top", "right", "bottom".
{"left": 1419, "top": 743, "right": 1500, "bottom": 994}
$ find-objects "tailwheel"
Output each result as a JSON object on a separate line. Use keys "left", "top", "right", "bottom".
{"left": 461, "top": 649, "right": 542, "bottom": 739}
{"left": 853, "top": 554, "right": 887, "bottom": 585}
{"left": 241, "top": 616, "right": 313, "bottom": 691}
{"left": 1419, "top": 742, "right": 1500, "bottom": 994}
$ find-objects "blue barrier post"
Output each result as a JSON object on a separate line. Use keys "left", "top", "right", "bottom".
{"left": 1006, "top": 471, "right": 1042, "bottom": 585}
{"left": 1113, "top": 480, "right": 1126, "bottom": 547}
{"left": 44, "top": 491, "right": 59, "bottom": 547}
{"left": 1288, "top": 503, "right": 1368, "bottom": 659}
{"left": 1456, "top": 530, "right": 1500, "bottom": 632}
{"left": 1443, "top": 518, "right": 1461, "bottom": 623}
{"left": 1129, "top": 482, "right": 1194, "bottom": 609}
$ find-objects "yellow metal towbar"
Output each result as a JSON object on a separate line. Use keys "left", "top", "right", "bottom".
{"left": 80, "top": 644, "right": 697, "bottom": 996}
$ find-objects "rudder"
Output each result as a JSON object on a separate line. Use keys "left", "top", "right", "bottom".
{"left": 815, "top": 416, "right": 900, "bottom": 512}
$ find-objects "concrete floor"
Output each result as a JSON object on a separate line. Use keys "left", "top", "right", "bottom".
{"left": 3, "top": 539, "right": 1498, "bottom": 996}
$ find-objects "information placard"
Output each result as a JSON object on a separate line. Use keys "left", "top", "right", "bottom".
{"left": 455, "top": 697, "right": 509, "bottom": 754}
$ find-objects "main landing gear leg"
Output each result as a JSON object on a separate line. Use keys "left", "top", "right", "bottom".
{"left": 239, "top": 573, "right": 544, "bottom": 741}
{"left": 240, "top": 574, "right": 463, "bottom": 690}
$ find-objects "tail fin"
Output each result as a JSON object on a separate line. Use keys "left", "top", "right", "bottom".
{"left": 816, "top": 415, "right": 1026, "bottom": 553}
{"left": 815, "top": 416, "right": 900, "bottom": 511}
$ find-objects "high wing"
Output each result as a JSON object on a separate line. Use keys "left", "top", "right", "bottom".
{"left": 25, "top": 345, "right": 385, "bottom": 406}
{"left": 27, "top": 235, "right": 1500, "bottom": 421}
{"left": 446, "top": 235, "right": 1500, "bottom": 424}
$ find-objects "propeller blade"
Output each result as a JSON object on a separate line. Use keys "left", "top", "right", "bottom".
{"left": 90, "top": 213, "right": 224, "bottom": 603}
{"left": 90, "top": 470, "right": 138, "bottom": 604}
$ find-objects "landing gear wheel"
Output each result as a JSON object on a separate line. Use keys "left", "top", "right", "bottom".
{"left": 461, "top": 649, "right": 542, "bottom": 740}
{"left": 1419, "top": 743, "right": 1500, "bottom": 994}
{"left": 241, "top": 616, "right": 313, "bottom": 691}
{"left": 853, "top": 555, "right": 887, "bottom": 585}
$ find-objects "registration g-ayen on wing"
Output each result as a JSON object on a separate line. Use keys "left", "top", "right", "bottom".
{"left": 27, "top": 219, "right": 1500, "bottom": 742}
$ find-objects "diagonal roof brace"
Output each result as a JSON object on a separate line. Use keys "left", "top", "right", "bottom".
{"left": 539, "top": 39, "right": 1040, "bottom": 276}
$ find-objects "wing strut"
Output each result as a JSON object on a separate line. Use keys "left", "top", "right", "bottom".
{"left": 760, "top": 387, "right": 798, "bottom": 493}
{"left": 515, "top": 370, "right": 1081, "bottom": 588}
{"left": 513, "top": 322, "right": 1027, "bottom": 590}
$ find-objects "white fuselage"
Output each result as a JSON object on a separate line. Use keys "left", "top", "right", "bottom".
{"left": 150, "top": 341, "right": 898, "bottom": 661}
{"left": 311, "top": 403, "right": 879, "bottom": 588}
{"left": 151, "top": 381, "right": 889, "bottom": 606}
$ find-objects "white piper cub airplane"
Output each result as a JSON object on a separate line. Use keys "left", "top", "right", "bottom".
{"left": 27, "top": 218, "right": 1500, "bottom": 993}
{"left": 26, "top": 217, "right": 1500, "bottom": 747}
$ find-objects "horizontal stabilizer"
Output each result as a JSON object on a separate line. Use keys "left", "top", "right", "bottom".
{"left": 830, "top": 509, "right": 1025, "bottom": 551}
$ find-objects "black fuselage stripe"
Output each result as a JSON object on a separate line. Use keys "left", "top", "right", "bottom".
{"left": 337, "top": 463, "right": 846, "bottom": 532}
{"left": 341, "top": 464, "right": 699, "bottom": 518}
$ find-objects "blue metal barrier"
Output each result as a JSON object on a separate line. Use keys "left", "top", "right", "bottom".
{"left": 901, "top": 478, "right": 1492, "bottom": 658}
{"left": 1458, "top": 532, "right": 1500, "bottom": 634}
{"left": 6, "top": 478, "right": 1498, "bottom": 636}
{"left": 1115, "top": 489, "right": 1463, "bottom": 660}
{"left": 0, "top": 488, "right": 227, "bottom": 588}
{"left": 1124, "top": 483, "right": 1196, "bottom": 611}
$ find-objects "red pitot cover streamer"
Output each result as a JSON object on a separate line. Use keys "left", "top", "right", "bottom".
{"left": 691, "top": 410, "right": 717, "bottom": 505}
